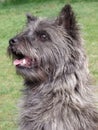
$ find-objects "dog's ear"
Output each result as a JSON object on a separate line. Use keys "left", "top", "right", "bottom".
{"left": 26, "top": 14, "right": 37, "bottom": 23}
{"left": 56, "top": 4, "right": 79, "bottom": 40}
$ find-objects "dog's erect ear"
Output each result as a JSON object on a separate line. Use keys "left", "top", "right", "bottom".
{"left": 56, "top": 4, "right": 79, "bottom": 39}
{"left": 26, "top": 14, "right": 37, "bottom": 23}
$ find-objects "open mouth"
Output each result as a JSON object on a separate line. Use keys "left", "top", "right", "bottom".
{"left": 14, "top": 56, "right": 32, "bottom": 68}
{"left": 12, "top": 52, "right": 37, "bottom": 69}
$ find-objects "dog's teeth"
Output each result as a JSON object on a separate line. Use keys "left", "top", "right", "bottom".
{"left": 20, "top": 59, "right": 26, "bottom": 66}
{"left": 23, "top": 59, "right": 26, "bottom": 64}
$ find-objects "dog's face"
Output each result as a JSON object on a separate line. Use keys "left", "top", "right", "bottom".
{"left": 8, "top": 5, "right": 80, "bottom": 83}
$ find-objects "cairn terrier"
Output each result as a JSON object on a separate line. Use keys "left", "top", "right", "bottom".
{"left": 8, "top": 4, "right": 98, "bottom": 130}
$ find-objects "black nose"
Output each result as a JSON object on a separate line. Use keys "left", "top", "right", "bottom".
{"left": 9, "top": 38, "right": 17, "bottom": 46}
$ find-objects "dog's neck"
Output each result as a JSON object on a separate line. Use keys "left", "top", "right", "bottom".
{"left": 23, "top": 70, "right": 93, "bottom": 111}
{"left": 19, "top": 76, "right": 98, "bottom": 130}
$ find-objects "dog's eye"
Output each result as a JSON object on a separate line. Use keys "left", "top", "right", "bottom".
{"left": 36, "top": 30, "right": 51, "bottom": 42}
{"left": 40, "top": 34, "right": 47, "bottom": 41}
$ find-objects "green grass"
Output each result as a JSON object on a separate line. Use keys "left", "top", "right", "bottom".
{"left": 0, "top": 1, "right": 98, "bottom": 130}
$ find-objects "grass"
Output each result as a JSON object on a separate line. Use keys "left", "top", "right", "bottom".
{"left": 0, "top": 1, "right": 98, "bottom": 130}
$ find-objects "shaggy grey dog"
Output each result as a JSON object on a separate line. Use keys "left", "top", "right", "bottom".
{"left": 8, "top": 4, "right": 98, "bottom": 130}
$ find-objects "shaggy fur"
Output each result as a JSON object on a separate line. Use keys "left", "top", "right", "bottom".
{"left": 8, "top": 4, "right": 98, "bottom": 130}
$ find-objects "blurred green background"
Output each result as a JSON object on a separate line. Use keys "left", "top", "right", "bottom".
{"left": 0, "top": 0, "right": 98, "bottom": 130}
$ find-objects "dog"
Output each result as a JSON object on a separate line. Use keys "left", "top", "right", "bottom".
{"left": 8, "top": 4, "right": 98, "bottom": 130}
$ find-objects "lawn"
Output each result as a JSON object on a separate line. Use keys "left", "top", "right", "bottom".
{"left": 0, "top": 1, "right": 98, "bottom": 130}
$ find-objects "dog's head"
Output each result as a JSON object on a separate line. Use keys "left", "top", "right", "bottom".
{"left": 8, "top": 5, "right": 83, "bottom": 84}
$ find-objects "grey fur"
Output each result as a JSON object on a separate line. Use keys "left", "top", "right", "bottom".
{"left": 8, "top": 4, "right": 98, "bottom": 130}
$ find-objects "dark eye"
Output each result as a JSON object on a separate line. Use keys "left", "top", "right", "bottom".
{"left": 36, "top": 30, "right": 51, "bottom": 42}
{"left": 40, "top": 34, "right": 47, "bottom": 41}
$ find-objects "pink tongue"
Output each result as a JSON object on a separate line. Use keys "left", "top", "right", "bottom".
{"left": 13, "top": 59, "right": 23, "bottom": 66}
